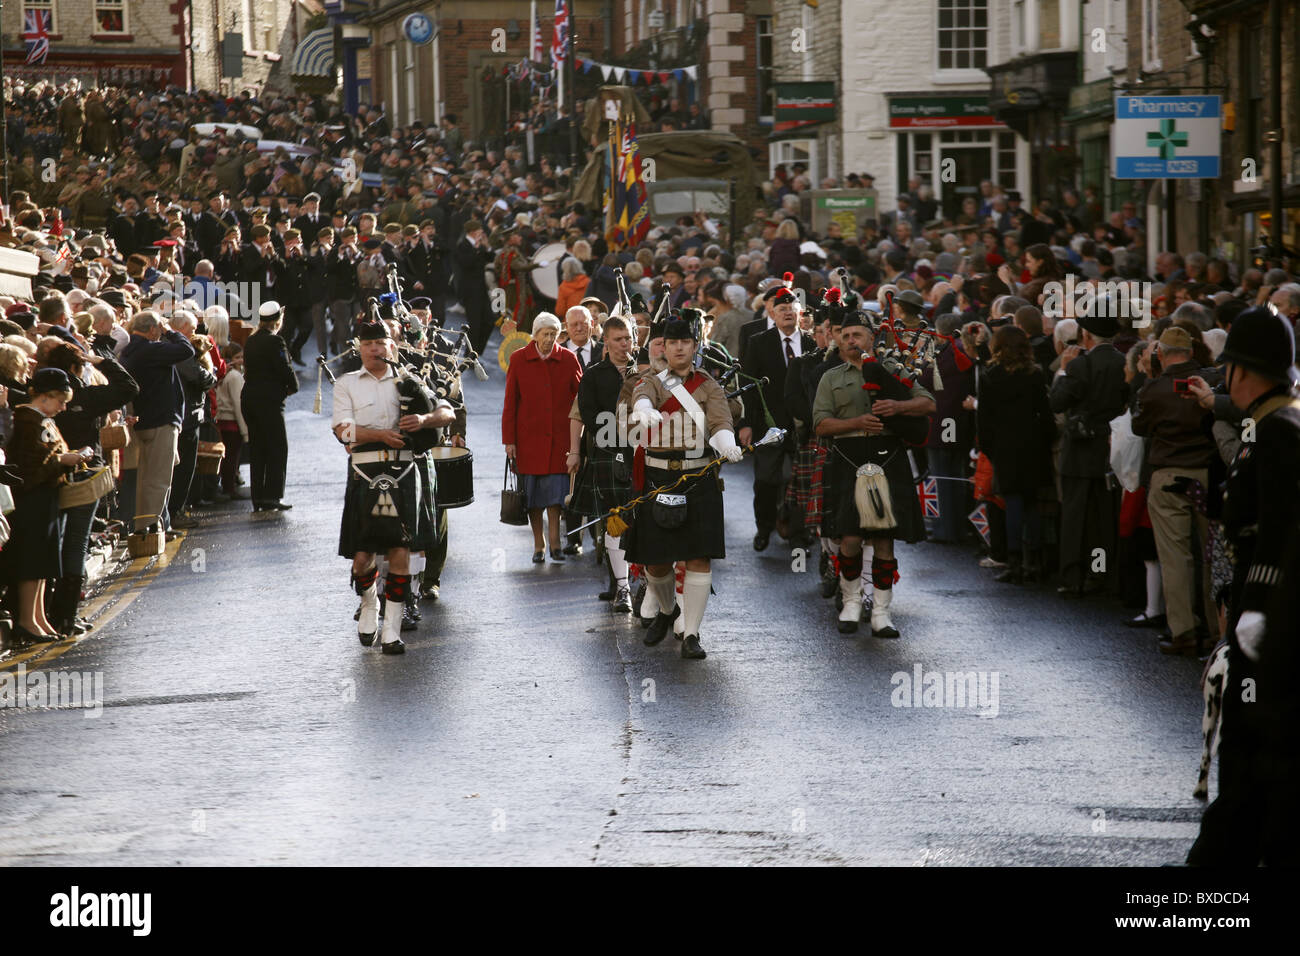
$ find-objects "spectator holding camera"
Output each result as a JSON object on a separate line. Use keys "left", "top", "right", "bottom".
{"left": 1131, "top": 327, "right": 1222, "bottom": 656}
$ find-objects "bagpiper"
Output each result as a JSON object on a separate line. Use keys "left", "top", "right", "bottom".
{"left": 812, "top": 310, "right": 935, "bottom": 638}
{"left": 331, "top": 318, "right": 455, "bottom": 654}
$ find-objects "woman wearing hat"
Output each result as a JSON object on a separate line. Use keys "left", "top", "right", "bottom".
{"left": 1, "top": 368, "right": 94, "bottom": 643}
{"left": 501, "top": 312, "right": 583, "bottom": 563}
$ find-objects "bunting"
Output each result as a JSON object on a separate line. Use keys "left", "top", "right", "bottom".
{"left": 575, "top": 57, "right": 698, "bottom": 85}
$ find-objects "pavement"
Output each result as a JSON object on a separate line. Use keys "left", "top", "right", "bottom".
{"left": 0, "top": 318, "right": 1212, "bottom": 865}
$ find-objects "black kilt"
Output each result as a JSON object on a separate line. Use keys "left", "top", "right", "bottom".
{"left": 826, "top": 436, "right": 925, "bottom": 543}
{"left": 410, "top": 454, "right": 440, "bottom": 552}
{"left": 0, "top": 486, "right": 65, "bottom": 581}
{"left": 568, "top": 447, "right": 633, "bottom": 518}
{"left": 337, "top": 451, "right": 424, "bottom": 558}
{"left": 621, "top": 462, "right": 726, "bottom": 565}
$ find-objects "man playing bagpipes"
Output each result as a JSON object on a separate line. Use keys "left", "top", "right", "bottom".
{"left": 621, "top": 317, "right": 747, "bottom": 660}
{"left": 332, "top": 318, "right": 456, "bottom": 654}
{"left": 813, "top": 310, "right": 936, "bottom": 638}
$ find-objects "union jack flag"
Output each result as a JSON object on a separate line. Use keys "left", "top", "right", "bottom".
{"left": 550, "top": 0, "right": 569, "bottom": 66}
{"left": 968, "top": 503, "right": 991, "bottom": 546}
{"left": 23, "top": 9, "right": 53, "bottom": 66}
{"left": 917, "top": 477, "right": 940, "bottom": 519}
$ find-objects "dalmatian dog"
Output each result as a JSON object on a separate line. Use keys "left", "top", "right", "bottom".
{"left": 1194, "top": 640, "right": 1228, "bottom": 800}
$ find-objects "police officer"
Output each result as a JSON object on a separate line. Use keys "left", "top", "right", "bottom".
{"left": 1187, "top": 306, "right": 1300, "bottom": 865}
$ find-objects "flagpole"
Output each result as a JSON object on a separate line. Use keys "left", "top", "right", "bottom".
{"left": 1, "top": 0, "right": 9, "bottom": 205}
{"left": 566, "top": 0, "right": 577, "bottom": 169}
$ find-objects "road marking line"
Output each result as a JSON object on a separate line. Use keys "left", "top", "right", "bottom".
{"left": 0, "top": 533, "right": 186, "bottom": 674}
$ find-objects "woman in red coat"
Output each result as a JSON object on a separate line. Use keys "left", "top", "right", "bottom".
{"left": 502, "top": 312, "right": 583, "bottom": 563}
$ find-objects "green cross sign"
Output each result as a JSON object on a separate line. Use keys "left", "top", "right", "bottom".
{"left": 1147, "top": 118, "right": 1189, "bottom": 160}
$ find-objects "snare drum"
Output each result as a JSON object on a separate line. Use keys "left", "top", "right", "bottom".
{"left": 429, "top": 446, "right": 474, "bottom": 509}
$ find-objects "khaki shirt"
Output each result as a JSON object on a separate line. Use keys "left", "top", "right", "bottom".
{"left": 632, "top": 368, "right": 734, "bottom": 455}
{"left": 812, "top": 361, "right": 935, "bottom": 436}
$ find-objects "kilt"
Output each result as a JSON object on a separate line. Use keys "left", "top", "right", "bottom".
{"left": 337, "top": 452, "right": 424, "bottom": 558}
{"left": 621, "top": 463, "right": 726, "bottom": 565}
{"left": 785, "top": 436, "right": 829, "bottom": 529}
{"left": 410, "top": 454, "right": 441, "bottom": 552}
{"left": 569, "top": 447, "right": 633, "bottom": 518}
{"left": 826, "top": 436, "right": 925, "bottom": 543}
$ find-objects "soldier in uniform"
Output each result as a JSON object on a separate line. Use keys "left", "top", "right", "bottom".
{"left": 813, "top": 311, "right": 936, "bottom": 638}
{"left": 494, "top": 225, "right": 537, "bottom": 333}
{"left": 623, "top": 318, "right": 745, "bottom": 659}
{"left": 1187, "top": 306, "right": 1300, "bottom": 865}
{"left": 332, "top": 319, "right": 455, "bottom": 654}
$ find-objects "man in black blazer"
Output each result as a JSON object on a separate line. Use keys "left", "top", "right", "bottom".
{"left": 737, "top": 285, "right": 784, "bottom": 360}
{"left": 561, "top": 304, "right": 603, "bottom": 554}
{"left": 740, "top": 287, "right": 816, "bottom": 550}
{"left": 292, "top": 192, "right": 328, "bottom": 238}
{"left": 241, "top": 301, "right": 301, "bottom": 511}
{"left": 1049, "top": 304, "right": 1129, "bottom": 596}
{"left": 405, "top": 220, "right": 449, "bottom": 323}
{"left": 240, "top": 224, "right": 286, "bottom": 317}
{"left": 453, "top": 219, "right": 495, "bottom": 355}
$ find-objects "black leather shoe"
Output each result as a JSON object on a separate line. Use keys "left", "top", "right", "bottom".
{"left": 12, "top": 625, "right": 60, "bottom": 646}
{"left": 644, "top": 605, "right": 680, "bottom": 645}
{"left": 1125, "top": 612, "right": 1167, "bottom": 629}
{"left": 753, "top": 530, "right": 771, "bottom": 551}
{"left": 270, "top": 501, "right": 293, "bottom": 511}
{"left": 380, "top": 637, "right": 406, "bottom": 655}
{"left": 58, "top": 619, "right": 91, "bottom": 637}
{"left": 549, "top": 548, "right": 565, "bottom": 562}
{"left": 820, "top": 569, "right": 839, "bottom": 599}
{"left": 358, "top": 631, "right": 376, "bottom": 647}
{"left": 563, "top": 542, "right": 583, "bottom": 556}
{"left": 612, "top": 585, "right": 633, "bottom": 613}
{"left": 400, "top": 604, "right": 419, "bottom": 631}
{"left": 1158, "top": 631, "right": 1200, "bottom": 656}
{"left": 681, "top": 634, "right": 707, "bottom": 659}
{"left": 532, "top": 551, "right": 545, "bottom": 564}
{"left": 404, "top": 596, "right": 422, "bottom": 623}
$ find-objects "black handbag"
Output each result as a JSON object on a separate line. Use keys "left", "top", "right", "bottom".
{"left": 499, "top": 458, "right": 529, "bottom": 526}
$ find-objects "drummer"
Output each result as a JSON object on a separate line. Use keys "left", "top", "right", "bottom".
{"left": 332, "top": 318, "right": 455, "bottom": 654}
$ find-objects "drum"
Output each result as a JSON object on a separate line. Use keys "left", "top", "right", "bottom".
{"left": 529, "top": 241, "right": 566, "bottom": 300}
{"left": 430, "top": 446, "right": 474, "bottom": 509}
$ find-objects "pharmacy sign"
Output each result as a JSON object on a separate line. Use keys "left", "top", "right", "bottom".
{"left": 1113, "top": 96, "right": 1221, "bottom": 179}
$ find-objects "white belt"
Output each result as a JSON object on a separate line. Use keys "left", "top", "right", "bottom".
{"left": 644, "top": 454, "right": 710, "bottom": 471}
{"left": 351, "top": 449, "right": 414, "bottom": 464}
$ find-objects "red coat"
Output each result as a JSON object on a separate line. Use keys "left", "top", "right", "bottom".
{"left": 501, "top": 340, "right": 582, "bottom": 475}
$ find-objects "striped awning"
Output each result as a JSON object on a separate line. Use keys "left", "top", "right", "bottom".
{"left": 290, "top": 28, "right": 334, "bottom": 78}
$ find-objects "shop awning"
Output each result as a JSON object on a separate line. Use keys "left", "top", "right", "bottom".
{"left": 290, "top": 28, "right": 334, "bottom": 78}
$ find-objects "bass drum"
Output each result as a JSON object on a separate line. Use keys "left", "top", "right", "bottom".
{"left": 430, "top": 445, "right": 475, "bottom": 509}
{"left": 529, "top": 241, "right": 566, "bottom": 301}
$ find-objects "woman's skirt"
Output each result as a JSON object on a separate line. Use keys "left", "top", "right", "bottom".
{"left": 1, "top": 485, "right": 66, "bottom": 581}
{"left": 520, "top": 472, "right": 570, "bottom": 510}
{"left": 826, "top": 436, "right": 925, "bottom": 543}
{"left": 621, "top": 463, "right": 726, "bottom": 565}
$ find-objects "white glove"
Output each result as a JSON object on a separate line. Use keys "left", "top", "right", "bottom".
{"left": 629, "top": 398, "right": 662, "bottom": 429}
{"left": 709, "top": 429, "right": 744, "bottom": 463}
{"left": 1236, "top": 610, "right": 1266, "bottom": 662}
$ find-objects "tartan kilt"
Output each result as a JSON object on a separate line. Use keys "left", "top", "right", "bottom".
{"left": 569, "top": 448, "right": 633, "bottom": 517}
{"left": 785, "top": 436, "right": 829, "bottom": 529}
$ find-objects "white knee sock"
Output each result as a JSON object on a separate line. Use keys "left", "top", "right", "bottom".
{"left": 681, "top": 570, "right": 712, "bottom": 637}
{"left": 646, "top": 571, "right": 675, "bottom": 618}
{"left": 1144, "top": 560, "right": 1165, "bottom": 616}
{"left": 605, "top": 533, "right": 628, "bottom": 586}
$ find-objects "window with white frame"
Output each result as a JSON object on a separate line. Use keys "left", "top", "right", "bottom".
{"left": 1040, "top": 0, "right": 1061, "bottom": 49}
{"left": 1141, "top": 0, "right": 1161, "bottom": 71}
{"left": 937, "top": 0, "right": 988, "bottom": 71}
{"left": 94, "top": 0, "right": 126, "bottom": 34}
{"left": 23, "top": 0, "right": 57, "bottom": 34}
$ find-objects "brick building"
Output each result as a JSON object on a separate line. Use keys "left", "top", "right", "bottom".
{"left": 357, "top": 1, "right": 769, "bottom": 154}
{"left": 1, "top": 0, "right": 316, "bottom": 94}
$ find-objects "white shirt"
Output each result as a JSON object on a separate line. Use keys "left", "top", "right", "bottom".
{"left": 332, "top": 364, "right": 453, "bottom": 433}
{"left": 779, "top": 330, "right": 803, "bottom": 364}
{"left": 567, "top": 339, "right": 593, "bottom": 367}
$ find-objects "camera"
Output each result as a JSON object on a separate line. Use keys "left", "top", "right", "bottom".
{"left": 1173, "top": 378, "right": 1191, "bottom": 394}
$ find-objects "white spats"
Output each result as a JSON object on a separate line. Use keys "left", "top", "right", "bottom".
{"left": 839, "top": 575, "right": 863, "bottom": 624}
{"left": 380, "top": 598, "right": 403, "bottom": 645}
{"left": 605, "top": 533, "right": 628, "bottom": 586}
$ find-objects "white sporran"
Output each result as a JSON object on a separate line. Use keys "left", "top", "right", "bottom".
{"left": 854, "top": 462, "right": 895, "bottom": 531}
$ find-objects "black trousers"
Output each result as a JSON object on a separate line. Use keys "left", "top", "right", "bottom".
{"left": 244, "top": 400, "right": 288, "bottom": 504}
{"left": 752, "top": 442, "right": 800, "bottom": 536}
{"left": 286, "top": 304, "right": 314, "bottom": 357}
{"left": 171, "top": 429, "right": 199, "bottom": 518}
{"left": 1058, "top": 474, "right": 1116, "bottom": 589}
{"left": 425, "top": 507, "right": 449, "bottom": 583}
{"left": 462, "top": 296, "right": 495, "bottom": 356}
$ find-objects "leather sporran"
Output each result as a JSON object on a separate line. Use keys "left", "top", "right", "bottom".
{"left": 499, "top": 458, "right": 529, "bottom": 526}
{"left": 854, "top": 462, "right": 896, "bottom": 531}
{"left": 650, "top": 492, "right": 688, "bottom": 530}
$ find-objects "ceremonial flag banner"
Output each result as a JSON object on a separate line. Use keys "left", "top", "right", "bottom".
{"left": 551, "top": 0, "right": 569, "bottom": 65}
{"left": 23, "top": 8, "right": 53, "bottom": 66}
{"left": 604, "top": 118, "right": 652, "bottom": 250}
